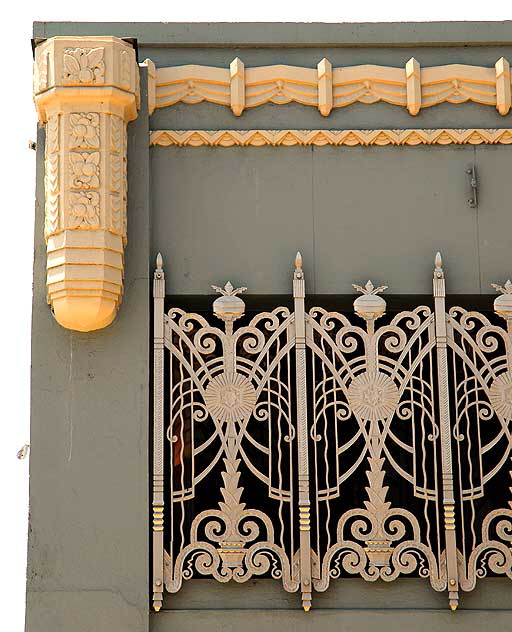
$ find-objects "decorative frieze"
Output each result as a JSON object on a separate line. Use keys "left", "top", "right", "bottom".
{"left": 34, "top": 36, "right": 139, "bottom": 331}
{"left": 152, "top": 58, "right": 512, "bottom": 117}
{"left": 150, "top": 128, "right": 512, "bottom": 148}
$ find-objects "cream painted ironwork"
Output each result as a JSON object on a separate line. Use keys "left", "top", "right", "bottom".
{"left": 308, "top": 279, "right": 448, "bottom": 602}
{"left": 152, "top": 252, "right": 512, "bottom": 612}
{"left": 448, "top": 280, "right": 512, "bottom": 593}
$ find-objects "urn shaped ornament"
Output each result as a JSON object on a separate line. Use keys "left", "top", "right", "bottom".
{"left": 212, "top": 282, "right": 247, "bottom": 322}
{"left": 353, "top": 280, "right": 388, "bottom": 322}
{"left": 492, "top": 280, "right": 512, "bottom": 322}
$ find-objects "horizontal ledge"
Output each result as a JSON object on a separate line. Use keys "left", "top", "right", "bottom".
{"left": 150, "top": 128, "right": 512, "bottom": 148}
{"left": 156, "top": 607, "right": 512, "bottom": 613}
{"left": 34, "top": 21, "right": 512, "bottom": 48}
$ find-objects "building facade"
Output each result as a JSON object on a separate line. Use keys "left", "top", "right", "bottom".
{"left": 28, "top": 21, "right": 512, "bottom": 632}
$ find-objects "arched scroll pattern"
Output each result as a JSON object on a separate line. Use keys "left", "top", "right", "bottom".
{"left": 156, "top": 278, "right": 300, "bottom": 605}
{"left": 306, "top": 288, "right": 446, "bottom": 597}
{"left": 151, "top": 253, "right": 512, "bottom": 612}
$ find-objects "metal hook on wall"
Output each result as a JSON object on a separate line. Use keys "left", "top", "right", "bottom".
{"left": 466, "top": 165, "right": 478, "bottom": 208}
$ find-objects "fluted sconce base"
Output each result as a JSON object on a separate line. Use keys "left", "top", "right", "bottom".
{"left": 46, "top": 229, "right": 124, "bottom": 331}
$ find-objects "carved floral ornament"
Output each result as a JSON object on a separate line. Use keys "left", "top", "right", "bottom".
{"left": 69, "top": 113, "right": 100, "bottom": 149}
{"left": 33, "top": 36, "right": 139, "bottom": 331}
{"left": 63, "top": 47, "right": 105, "bottom": 84}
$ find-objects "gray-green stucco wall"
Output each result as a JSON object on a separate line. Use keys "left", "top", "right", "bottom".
{"left": 26, "top": 68, "right": 151, "bottom": 632}
{"left": 28, "top": 22, "right": 512, "bottom": 632}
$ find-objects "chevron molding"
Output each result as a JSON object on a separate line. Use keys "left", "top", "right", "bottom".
{"left": 150, "top": 128, "right": 512, "bottom": 148}
{"left": 151, "top": 58, "right": 512, "bottom": 117}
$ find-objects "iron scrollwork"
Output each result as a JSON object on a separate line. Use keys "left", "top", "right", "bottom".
{"left": 159, "top": 278, "right": 300, "bottom": 600}
{"left": 307, "top": 280, "right": 445, "bottom": 598}
{"left": 152, "top": 252, "right": 512, "bottom": 612}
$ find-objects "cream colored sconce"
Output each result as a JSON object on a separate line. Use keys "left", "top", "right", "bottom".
{"left": 33, "top": 36, "right": 139, "bottom": 331}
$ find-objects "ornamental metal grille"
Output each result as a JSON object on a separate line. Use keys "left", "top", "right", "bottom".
{"left": 151, "top": 253, "right": 512, "bottom": 612}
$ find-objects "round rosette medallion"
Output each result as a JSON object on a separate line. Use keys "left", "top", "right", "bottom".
{"left": 347, "top": 371, "right": 399, "bottom": 422}
{"left": 489, "top": 372, "right": 512, "bottom": 421}
{"left": 204, "top": 373, "right": 257, "bottom": 423}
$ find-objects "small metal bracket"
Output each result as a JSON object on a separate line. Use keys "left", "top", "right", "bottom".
{"left": 466, "top": 165, "right": 478, "bottom": 208}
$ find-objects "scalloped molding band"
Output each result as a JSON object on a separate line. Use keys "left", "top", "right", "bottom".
{"left": 150, "top": 128, "right": 512, "bottom": 147}
{"left": 34, "top": 36, "right": 140, "bottom": 331}
{"left": 152, "top": 58, "right": 512, "bottom": 116}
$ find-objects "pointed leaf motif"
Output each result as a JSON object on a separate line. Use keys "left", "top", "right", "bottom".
{"left": 211, "top": 282, "right": 247, "bottom": 296}
{"left": 63, "top": 53, "right": 81, "bottom": 75}
{"left": 87, "top": 48, "right": 104, "bottom": 69}
{"left": 218, "top": 458, "right": 246, "bottom": 520}
{"left": 363, "top": 458, "right": 391, "bottom": 515}
{"left": 352, "top": 280, "right": 388, "bottom": 295}
{"left": 492, "top": 280, "right": 512, "bottom": 295}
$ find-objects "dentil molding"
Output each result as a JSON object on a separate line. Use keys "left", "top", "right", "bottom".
{"left": 150, "top": 58, "right": 512, "bottom": 117}
{"left": 150, "top": 128, "right": 512, "bottom": 147}
{"left": 34, "top": 36, "right": 140, "bottom": 331}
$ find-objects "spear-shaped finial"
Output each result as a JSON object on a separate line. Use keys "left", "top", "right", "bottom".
{"left": 293, "top": 251, "right": 305, "bottom": 297}
{"left": 433, "top": 251, "right": 446, "bottom": 297}
{"left": 153, "top": 252, "right": 165, "bottom": 296}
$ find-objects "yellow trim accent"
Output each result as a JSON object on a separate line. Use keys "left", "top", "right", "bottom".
{"left": 152, "top": 59, "right": 511, "bottom": 116}
{"left": 34, "top": 36, "right": 140, "bottom": 332}
{"left": 150, "top": 128, "right": 512, "bottom": 148}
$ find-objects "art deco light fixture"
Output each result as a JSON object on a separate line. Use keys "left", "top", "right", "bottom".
{"left": 33, "top": 36, "right": 139, "bottom": 331}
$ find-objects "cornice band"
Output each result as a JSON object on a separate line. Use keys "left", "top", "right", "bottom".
{"left": 34, "top": 36, "right": 140, "bottom": 332}
{"left": 150, "top": 128, "right": 512, "bottom": 148}
{"left": 151, "top": 58, "right": 512, "bottom": 117}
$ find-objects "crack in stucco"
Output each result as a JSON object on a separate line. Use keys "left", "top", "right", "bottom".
{"left": 67, "top": 334, "right": 73, "bottom": 463}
